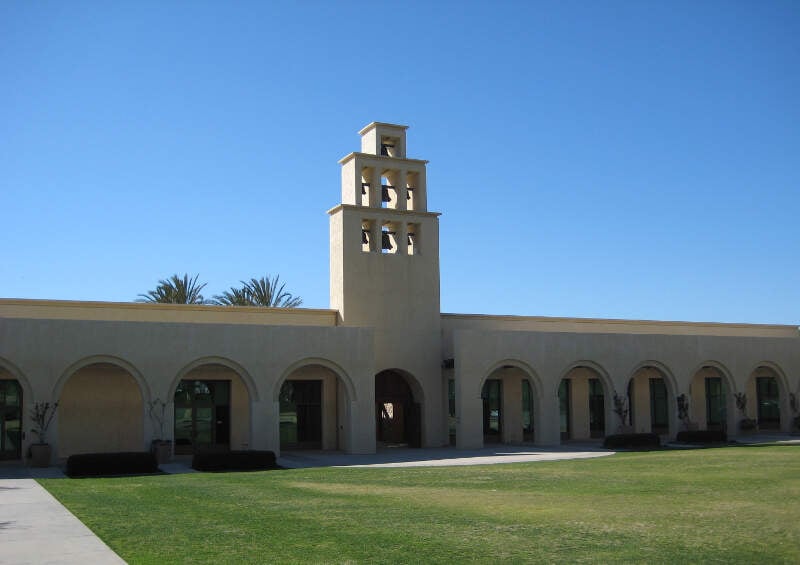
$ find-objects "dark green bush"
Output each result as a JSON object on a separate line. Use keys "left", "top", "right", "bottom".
{"left": 66, "top": 451, "right": 159, "bottom": 477}
{"left": 603, "top": 433, "right": 660, "bottom": 449}
{"left": 191, "top": 450, "right": 277, "bottom": 472}
{"left": 675, "top": 430, "right": 727, "bottom": 443}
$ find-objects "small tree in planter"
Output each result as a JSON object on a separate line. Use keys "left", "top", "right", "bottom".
{"left": 734, "top": 392, "right": 757, "bottom": 432}
{"left": 677, "top": 394, "right": 695, "bottom": 430}
{"left": 148, "top": 398, "right": 172, "bottom": 464}
{"left": 30, "top": 401, "right": 58, "bottom": 467}
{"left": 613, "top": 393, "right": 631, "bottom": 433}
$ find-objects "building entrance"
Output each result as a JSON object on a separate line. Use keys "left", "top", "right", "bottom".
{"left": 174, "top": 380, "right": 231, "bottom": 454}
{"left": 375, "top": 370, "right": 421, "bottom": 447}
{"left": 0, "top": 380, "right": 22, "bottom": 460}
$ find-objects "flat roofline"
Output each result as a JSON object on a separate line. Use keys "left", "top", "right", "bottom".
{"left": 358, "top": 122, "right": 409, "bottom": 135}
{"left": 0, "top": 298, "right": 337, "bottom": 316}
{"left": 0, "top": 298, "right": 341, "bottom": 327}
{"left": 441, "top": 312, "right": 799, "bottom": 331}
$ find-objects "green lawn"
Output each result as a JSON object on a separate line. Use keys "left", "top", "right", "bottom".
{"left": 40, "top": 446, "right": 800, "bottom": 564}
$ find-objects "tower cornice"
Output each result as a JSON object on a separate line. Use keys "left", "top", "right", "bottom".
{"left": 327, "top": 204, "right": 441, "bottom": 218}
{"left": 338, "top": 152, "right": 429, "bottom": 166}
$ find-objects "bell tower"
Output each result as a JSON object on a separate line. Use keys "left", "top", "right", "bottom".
{"left": 329, "top": 122, "right": 443, "bottom": 445}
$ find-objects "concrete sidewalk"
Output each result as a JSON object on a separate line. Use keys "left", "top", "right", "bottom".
{"left": 0, "top": 475, "right": 125, "bottom": 565}
{"left": 278, "top": 443, "right": 615, "bottom": 469}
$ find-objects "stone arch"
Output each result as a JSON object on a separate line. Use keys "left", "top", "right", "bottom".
{"left": 689, "top": 360, "right": 737, "bottom": 433}
{"left": 171, "top": 356, "right": 256, "bottom": 454}
{"left": 171, "top": 356, "right": 258, "bottom": 402}
{"left": 690, "top": 360, "right": 737, "bottom": 393}
{"left": 275, "top": 357, "right": 356, "bottom": 404}
{"left": 480, "top": 359, "right": 544, "bottom": 445}
{"left": 745, "top": 361, "right": 790, "bottom": 432}
{"left": 557, "top": 360, "right": 614, "bottom": 441}
{"left": 56, "top": 355, "right": 148, "bottom": 458}
{"left": 626, "top": 361, "right": 679, "bottom": 436}
{"left": 375, "top": 367, "right": 424, "bottom": 448}
{"left": 0, "top": 356, "right": 34, "bottom": 404}
{"left": 275, "top": 357, "right": 356, "bottom": 452}
{"left": 54, "top": 354, "right": 150, "bottom": 403}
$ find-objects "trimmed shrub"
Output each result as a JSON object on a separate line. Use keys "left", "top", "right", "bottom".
{"left": 603, "top": 433, "right": 660, "bottom": 449}
{"left": 66, "top": 451, "right": 159, "bottom": 478}
{"left": 675, "top": 430, "right": 727, "bottom": 443}
{"left": 192, "top": 450, "right": 277, "bottom": 472}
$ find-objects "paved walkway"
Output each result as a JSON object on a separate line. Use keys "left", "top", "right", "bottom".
{"left": 278, "top": 443, "right": 615, "bottom": 469}
{"left": 0, "top": 473, "right": 125, "bottom": 565}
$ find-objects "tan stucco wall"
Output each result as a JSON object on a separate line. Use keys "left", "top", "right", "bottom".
{"left": 452, "top": 328, "right": 799, "bottom": 448}
{"left": 0, "top": 316, "right": 377, "bottom": 462}
{"left": 58, "top": 364, "right": 143, "bottom": 458}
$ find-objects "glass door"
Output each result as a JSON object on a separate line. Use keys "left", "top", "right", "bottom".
{"left": 174, "top": 380, "right": 230, "bottom": 454}
{"left": 705, "top": 377, "right": 726, "bottom": 431}
{"left": 0, "top": 380, "right": 22, "bottom": 460}
{"left": 650, "top": 378, "right": 668, "bottom": 434}
{"left": 559, "top": 380, "right": 571, "bottom": 441}
{"left": 756, "top": 377, "right": 780, "bottom": 430}
{"left": 482, "top": 379, "right": 502, "bottom": 442}
{"left": 589, "top": 378, "right": 605, "bottom": 438}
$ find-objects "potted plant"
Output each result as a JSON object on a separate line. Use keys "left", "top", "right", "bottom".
{"left": 149, "top": 398, "right": 172, "bottom": 464}
{"left": 29, "top": 401, "right": 58, "bottom": 467}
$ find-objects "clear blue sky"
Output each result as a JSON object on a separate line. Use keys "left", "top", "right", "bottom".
{"left": 1, "top": 1, "right": 798, "bottom": 324}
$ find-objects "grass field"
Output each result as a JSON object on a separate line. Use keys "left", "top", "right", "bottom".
{"left": 40, "top": 446, "right": 800, "bottom": 564}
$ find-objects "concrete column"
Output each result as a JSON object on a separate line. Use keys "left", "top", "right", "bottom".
{"left": 535, "top": 380, "right": 560, "bottom": 446}
{"left": 347, "top": 379, "right": 376, "bottom": 454}
{"left": 250, "top": 398, "right": 276, "bottom": 453}
{"left": 396, "top": 169, "right": 407, "bottom": 210}
{"left": 571, "top": 378, "right": 589, "bottom": 440}
{"left": 502, "top": 375, "right": 522, "bottom": 444}
{"left": 396, "top": 222, "right": 408, "bottom": 255}
{"left": 371, "top": 168, "right": 382, "bottom": 208}
{"left": 456, "top": 368, "right": 483, "bottom": 449}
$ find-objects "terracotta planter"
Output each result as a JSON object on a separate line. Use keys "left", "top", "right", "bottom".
{"left": 151, "top": 440, "right": 172, "bottom": 464}
{"left": 29, "top": 443, "right": 52, "bottom": 467}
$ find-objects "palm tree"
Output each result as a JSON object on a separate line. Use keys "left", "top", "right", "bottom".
{"left": 211, "top": 286, "right": 252, "bottom": 306}
{"left": 137, "top": 274, "right": 208, "bottom": 304}
{"left": 245, "top": 275, "right": 303, "bottom": 308}
{"left": 211, "top": 274, "right": 302, "bottom": 308}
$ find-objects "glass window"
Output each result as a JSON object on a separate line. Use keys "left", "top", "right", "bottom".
{"left": 650, "top": 378, "right": 668, "bottom": 432}
{"left": 705, "top": 377, "right": 727, "bottom": 429}
{"left": 558, "top": 379, "right": 570, "bottom": 440}
{"left": 482, "top": 379, "right": 502, "bottom": 438}
{"left": 757, "top": 376, "right": 780, "bottom": 429}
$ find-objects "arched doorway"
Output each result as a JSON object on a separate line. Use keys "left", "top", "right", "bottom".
{"left": 58, "top": 362, "right": 144, "bottom": 457}
{"left": 628, "top": 365, "right": 673, "bottom": 436}
{"left": 559, "top": 365, "right": 610, "bottom": 441}
{"left": 481, "top": 365, "right": 538, "bottom": 445}
{"left": 690, "top": 365, "right": 732, "bottom": 432}
{"left": 746, "top": 366, "right": 783, "bottom": 431}
{"left": 0, "top": 376, "right": 22, "bottom": 461}
{"left": 375, "top": 370, "right": 421, "bottom": 448}
{"left": 278, "top": 363, "right": 346, "bottom": 451}
{"left": 173, "top": 363, "right": 251, "bottom": 455}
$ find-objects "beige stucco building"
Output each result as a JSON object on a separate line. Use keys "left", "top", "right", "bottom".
{"left": 1, "top": 122, "right": 798, "bottom": 465}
